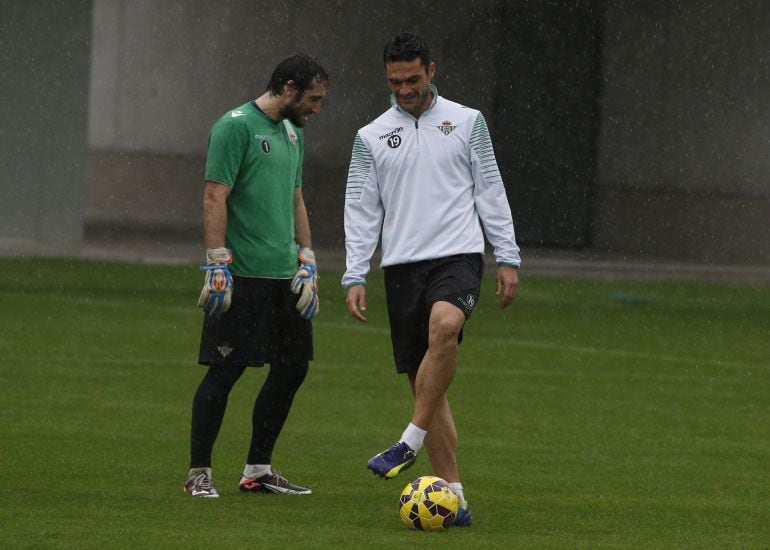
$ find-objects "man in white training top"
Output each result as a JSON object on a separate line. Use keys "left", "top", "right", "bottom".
{"left": 342, "top": 32, "right": 521, "bottom": 527}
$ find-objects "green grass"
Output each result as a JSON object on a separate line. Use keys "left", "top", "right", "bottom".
{"left": 1, "top": 258, "right": 769, "bottom": 548}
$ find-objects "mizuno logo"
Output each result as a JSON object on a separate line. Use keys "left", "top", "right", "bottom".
{"left": 231, "top": 110, "right": 245, "bottom": 118}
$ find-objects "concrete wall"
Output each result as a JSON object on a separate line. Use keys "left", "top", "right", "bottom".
{"left": 0, "top": 0, "right": 92, "bottom": 241}
{"left": 492, "top": 1, "right": 604, "bottom": 248}
{"left": 3, "top": 1, "right": 766, "bottom": 266}
{"left": 86, "top": 0, "right": 502, "bottom": 247}
{"left": 595, "top": 1, "right": 770, "bottom": 263}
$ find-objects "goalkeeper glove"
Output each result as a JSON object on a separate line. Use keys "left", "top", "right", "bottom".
{"left": 290, "top": 247, "right": 319, "bottom": 320}
{"left": 197, "top": 247, "right": 233, "bottom": 316}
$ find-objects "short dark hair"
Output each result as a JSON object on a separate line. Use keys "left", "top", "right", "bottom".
{"left": 383, "top": 33, "right": 431, "bottom": 70}
{"left": 266, "top": 54, "right": 329, "bottom": 96}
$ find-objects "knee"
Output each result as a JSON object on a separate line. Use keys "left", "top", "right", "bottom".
{"left": 428, "top": 315, "right": 463, "bottom": 350}
{"left": 197, "top": 363, "right": 245, "bottom": 401}
{"left": 268, "top": 362, "right": 309, "bottom": 390}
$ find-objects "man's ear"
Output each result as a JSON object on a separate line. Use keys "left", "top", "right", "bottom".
{"left": 427, "top": 62, "right": 436, "bottom": 82}
{"left": 282, "top": 80, "right": 298, "bottom": 97}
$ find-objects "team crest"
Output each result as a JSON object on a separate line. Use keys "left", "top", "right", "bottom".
{"left": 217, "top": 344, "right": 234, "bottom": 358}
{"left": 283, "top": 119, "right": 298, "bottom": 144}
{"left": 438, "top": 120, "right": 456, "bottom": 136}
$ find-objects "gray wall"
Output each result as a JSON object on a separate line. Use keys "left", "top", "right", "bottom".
{"left": 0, "top": 0, "right": 92, "bottom": 241}
{"left": 493, "top": 1, "right": 604, "bottom": 248}
{"left": 86, "top": 0, "right": 502, "bottom": 245}
{"left": 595, "top": 1, "right": 770, "bottom": 263}
{"left": 2, "top": 1, "right": 768, "bottom": 266}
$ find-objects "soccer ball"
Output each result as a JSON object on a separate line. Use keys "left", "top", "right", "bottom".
{"left": 399, "top": 476, "right": 459, "bottom": 531}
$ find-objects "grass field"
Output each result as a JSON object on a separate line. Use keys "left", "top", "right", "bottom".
{"left": 1, "top": 258, "right": 769, "bottom": 548}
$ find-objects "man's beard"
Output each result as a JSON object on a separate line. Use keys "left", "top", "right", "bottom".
{"left": 397, "top": 88, "right": 431, "bottom": 117}
{"left": 280, "top": 102, "right": 307, "bottom": 127}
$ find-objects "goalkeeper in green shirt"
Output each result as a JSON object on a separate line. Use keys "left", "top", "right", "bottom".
{"left": 184, "top": 54, "right": 328, "bottom": 498}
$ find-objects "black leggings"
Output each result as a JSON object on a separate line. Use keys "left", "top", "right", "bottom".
{"left": 189, "top": 362, "right": 309, "bottom": 468}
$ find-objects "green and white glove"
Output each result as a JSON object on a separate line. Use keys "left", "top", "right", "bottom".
{"left": 197, "top": 247, "right": 233, "bottom": 316}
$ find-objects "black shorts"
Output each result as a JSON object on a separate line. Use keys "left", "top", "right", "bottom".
{"left": 198, "top": 276, "right": 313, "bottom": 367}
{"left": 383, "top": 253, "right": 484, "bottom": 374}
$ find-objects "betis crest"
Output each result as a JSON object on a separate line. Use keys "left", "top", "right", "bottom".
{"left": 438, "top": 120, "right": 456, "bottom": 135}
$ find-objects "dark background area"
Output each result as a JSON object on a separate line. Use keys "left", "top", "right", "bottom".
{"left": 1, "top": 0, "right": 767, "bottom": 265}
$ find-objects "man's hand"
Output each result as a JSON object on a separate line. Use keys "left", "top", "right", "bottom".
{"left": 496, "top": 265, "right": 519, "bottom": 309}
{"left": 197, "top": 247, "right": 233, "bottom": 316}
{"left": 291, "top": 247, "right": 319, "bottom": 320}
{"left": 346, "top": 284, "right": 368, "bottom": 322}
{"left": 295, "top": 283, "right": 319, "bottom": 319}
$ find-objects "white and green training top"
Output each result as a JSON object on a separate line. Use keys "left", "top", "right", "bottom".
{"left": 342, "top": 87, "right": 521, "bottom": 287}
{"left": 205, "top": 101, "right": 303, "bottom": 278}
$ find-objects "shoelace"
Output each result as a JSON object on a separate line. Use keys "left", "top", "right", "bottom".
{"left": 194, "top": 473, "right": 214, "bottom": 490}
{"left": 267, "top": 470, "right": 289, "bottom": 486}
{"left": 387, "top": 442, "right": 413, "bottom": 457}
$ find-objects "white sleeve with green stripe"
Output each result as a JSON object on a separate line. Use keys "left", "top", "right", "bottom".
{"left": 342, "top": 132, "right": 383, "bottom": 287}
{"left": 470, "top": 113, "right": 521, "bottom": 267}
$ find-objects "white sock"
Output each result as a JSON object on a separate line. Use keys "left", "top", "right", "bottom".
{"left": 243, "top": 464, "right": 271, "bottom": 479}
{"left": 399, "top": 422, "right": 427, "bottom": 452}
{"left": 449, "top": 482, "right": 467, "bottom": 508}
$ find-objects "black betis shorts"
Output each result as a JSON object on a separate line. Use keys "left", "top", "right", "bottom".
{"left": 198, "top": 276, "right": 313, "bottom": 367}
{"left": 383, "top": 253, "right": 484, "bottom": 374}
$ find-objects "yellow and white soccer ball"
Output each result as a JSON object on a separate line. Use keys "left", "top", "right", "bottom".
{"left": 399, "top": 476, "right": 459, "bottom": 531}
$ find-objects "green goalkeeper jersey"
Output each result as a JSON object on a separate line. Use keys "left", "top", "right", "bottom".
{"left": 204, "top": 101, "right": 304, "bottom": 278}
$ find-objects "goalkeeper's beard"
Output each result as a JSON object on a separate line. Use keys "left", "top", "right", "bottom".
{"left": 280, "top": 101, "right": 311, "bottom": 128}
